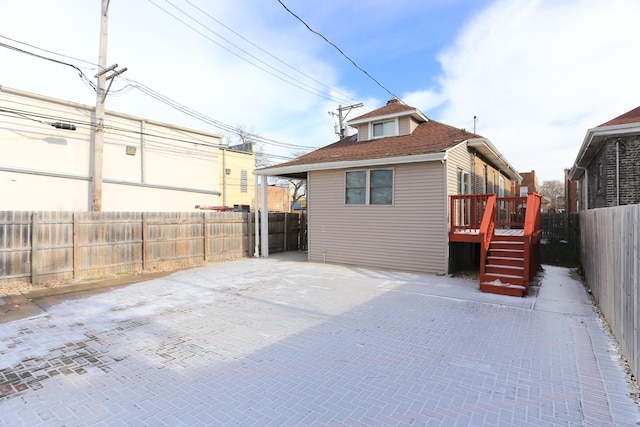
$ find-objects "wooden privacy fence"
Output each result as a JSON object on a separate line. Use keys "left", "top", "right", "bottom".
{"left": 0, "top": 211, "right": 303, "bottom": 285}
{"left": 541, "top": 212, "right": 580, "bottom": 245}
{"left": 580, "top": 204, "right": 639, "bottom": 381}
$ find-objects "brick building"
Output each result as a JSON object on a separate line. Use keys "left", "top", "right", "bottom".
{"left": 513, "top": 170, "right": 540, "bottom": 196}
{"left": 569, "top": 106, "right": 640, "bottom": 209}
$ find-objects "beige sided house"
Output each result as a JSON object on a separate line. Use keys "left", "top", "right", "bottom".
{"left": 256, "top": 99, "right": 521, "bottom": 274}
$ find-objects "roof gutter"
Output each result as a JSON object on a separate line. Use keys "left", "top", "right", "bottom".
{"left": 347, "top": 109, "right": 428, "bottom": 126}
{"left": 255, "top": 152, "right": 447, "bottom": 176}
{"left": 570, "top": 123, "right": 640, "bottom": 180}
{"left": 466, "top": 138, "right": 521, "bottom": 182}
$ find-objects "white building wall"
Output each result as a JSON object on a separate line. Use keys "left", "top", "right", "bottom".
{"left": 0, "top": 86, "right": 222, "bottom": 211}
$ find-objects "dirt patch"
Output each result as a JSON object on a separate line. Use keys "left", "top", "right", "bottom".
{"left": 0, "top": 260, "right": 220, "bottom": 297}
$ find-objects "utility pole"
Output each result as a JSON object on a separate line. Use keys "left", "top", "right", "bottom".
{"left": 92, "top": 0, "right": 126, "bottom": 211}
{"left": 329, "top": 103, "right": 363, "bottom": 139}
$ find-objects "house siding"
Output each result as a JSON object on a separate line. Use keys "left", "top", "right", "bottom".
{"left": 307, "top": 162, "right": 447, "bottom": 274}
{"left": 410, "top": 117, "right": 420, "bottom": 133}
{"left": 469, "top": 151, "right": 512, "bottom": 196}
{"left": 398, "top": 117, "right": 410, "bottom": 136}
{"left": 445, "top": 142, "right": 471, "bottom": 196}
{"left": 355, "top": 124, "right": 369, "bottom": 141}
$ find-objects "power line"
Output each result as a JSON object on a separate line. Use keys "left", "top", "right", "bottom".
{"left": 179, "top": 0, "right": 358, "bottom": 105}
{"left": 0, "top": 40, "right": 97, "bottom": 92}
{"left": 1, "top": 36, "right": 319, "bottom": 154}
{"left": 275, "top": 0, "right": 402, "bottom": 102}
{"left": 0, "top": 34, "right": 98, "bottom": 68}
{"left": 146, "top": 0, "right": 351, "bottom": 104}
{"left": 124, "top": 78, "right": 318, "bottom": 150}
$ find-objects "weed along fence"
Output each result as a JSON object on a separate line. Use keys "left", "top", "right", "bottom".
{"left": 0, "top": 211, "right": 303, "bottom": 286}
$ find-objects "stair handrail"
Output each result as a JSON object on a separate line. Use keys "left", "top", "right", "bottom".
{"left": 523, "top": 193, "right": 542, "bottom": 282}
{"left": 478, "top": 194, "right": 497, "bottom": 280}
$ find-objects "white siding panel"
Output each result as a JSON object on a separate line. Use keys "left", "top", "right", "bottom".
{"left": 445, "top": 142, "right": 472, "bottom": 196}
{"left": 308, "top": 162, "right": 447, "bottom": 273}
{"left": 398, "top": 117, "right": 410, "bottom": 136}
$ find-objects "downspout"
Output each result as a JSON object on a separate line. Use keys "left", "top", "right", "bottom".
{"left": 575, "top": 166, "right": 588, "bottom": 210}
{"left": 442, "top": 156, "right": 449, "bottom": 274}
{"left": 260, "top": 175, "right": 269, "bottom": 257}
{"left": 222, "top": 147, "right": 227, "bottom": 207}
{"left": 254, "top": 173, "right": 259, "bottom": 257}
{"left": 616, "top": 139, "right": 620, "bottom": 206}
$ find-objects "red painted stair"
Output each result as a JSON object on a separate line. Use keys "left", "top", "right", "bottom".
{"left": 480, "top": 234, "right": 528, "bottom": 297}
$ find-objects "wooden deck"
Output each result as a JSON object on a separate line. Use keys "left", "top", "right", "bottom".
{"left": 450, "top": 228, "right": 524, "bottom": 242}
{"left": 449, "top": 194, "right": 542, "bottom": 297}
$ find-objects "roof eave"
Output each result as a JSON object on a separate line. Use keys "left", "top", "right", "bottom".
{"left": 255, "top": 152, "right": 447, "bottom": 177}
{"left": 569, "top": 122, "right": 640, "bottom": 181}
{"left": 347, "top": 109, "right": 427, "bottom": 127}
{"left": 466, "top": 138, "right": 522, "bottom": 182}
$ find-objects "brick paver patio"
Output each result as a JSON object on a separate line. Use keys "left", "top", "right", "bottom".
{"left": 0, "top": 253, "right": 638, "bottom": 426}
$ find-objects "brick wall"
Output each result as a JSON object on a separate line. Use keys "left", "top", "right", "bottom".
{"left": 587, "top": 136, "right": 640, "bottom": 208}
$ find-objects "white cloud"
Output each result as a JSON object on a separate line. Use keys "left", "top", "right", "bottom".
{"left": 406, "top": 0, "right": 640, "bottom": 182}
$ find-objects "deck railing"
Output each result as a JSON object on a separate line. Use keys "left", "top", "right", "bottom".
{"left": 495, "top": 197, "right": 527, "bottom": 229}
{"left": 523, "top": 193, "right": 542, "bottom": 282}
{"left": 450, "top": 194, "right": 491, "bottom": 232}
{"left": 450, "top": 194, "right": 528, "bottom": 233}
{"left": 479, "top": 194, "right": 497, "bottom": 280}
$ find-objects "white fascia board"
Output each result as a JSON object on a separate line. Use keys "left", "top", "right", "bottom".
{"left": 573, "top": 123, "right": 640, "bottom": 170}
{"left": 466, "top": 138, "right": 522, "bottom": 181}
{"left": 347, "top": 109, "right": 427, "bottom": 126}
{"left": 255, "top": 152, "right": 446, "bottom": 176}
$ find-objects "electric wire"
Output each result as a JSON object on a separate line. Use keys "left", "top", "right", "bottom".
{"left": 124, "top": 78, "right": 318, "bottom": 150}
{"left": 0, "top": 105, "right": 298, "bottom": 165}
{"left": 1, "top": 37, "right": 319, "bottom": 157}
{"left": 179, "top": 0, "right": 358, "bottom": 105}
{"left": 0, "top": 34, "right": 98, "bottom": 67}
{"left": 147, "top": 0, "right": 349, "bottom": 104}
{"left": 275, "top": 0, "right": 402, "bottom": 102}
{"left": 0, "top": 41, "right": 97, "bottom": 92}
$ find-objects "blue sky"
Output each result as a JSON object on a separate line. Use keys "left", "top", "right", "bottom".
{"left": 2, "top": 0, "right": 640, "bottom": 183}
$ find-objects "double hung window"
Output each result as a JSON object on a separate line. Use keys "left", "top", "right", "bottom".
{"left": 346, "top": 169, "right": 393, "bottom": 205}
{"left": 372, "top": 120, "right": 396, "bottom": 138}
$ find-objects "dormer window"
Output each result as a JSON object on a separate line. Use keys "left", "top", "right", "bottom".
{"left": 372, "top": 120, "right": 397, "bottom": 138}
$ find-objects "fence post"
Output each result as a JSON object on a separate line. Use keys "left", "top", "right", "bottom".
{"left": 142, "top": 213, "right": 148, "bottom": 270}
{"left": 284, "top": 213, "right": 288, "bottom": 252}
{"left": 247, "top": 212, "right": 253, "bottom": 257}
{"left": 73, "top": 212, "right": 79, "bottom": 280}
{"left": 203, "top": 212, "right": 209, "bottom": 261}
{"left": 31, "top": 212, "right": 39, "bottom": 285}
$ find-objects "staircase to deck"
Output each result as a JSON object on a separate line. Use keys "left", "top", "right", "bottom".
{"left": 481, "top": 234, "right": 527, "bottom": 297}
{"left": 450, "top": 192, "right": 542, "bottom": 297}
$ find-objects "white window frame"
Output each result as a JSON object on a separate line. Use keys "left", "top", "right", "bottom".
{"left": 345, "top": 168, "right": 394, "bottom": 205}
{"left": 370, "top": 119, "right": 398, "bottom": 138}
{"left": 457, "top": 169, "right": 470, "bottom": 194}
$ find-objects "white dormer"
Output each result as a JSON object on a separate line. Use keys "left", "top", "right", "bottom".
{"left": 346, "top": 98, "right": 428, "bottom": 142}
